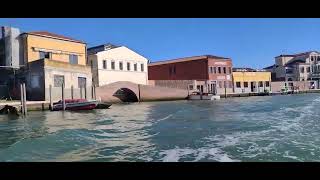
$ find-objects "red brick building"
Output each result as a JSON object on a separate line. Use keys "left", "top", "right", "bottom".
{"left": 148, "top": 55, "right": 233, "bottom": 95}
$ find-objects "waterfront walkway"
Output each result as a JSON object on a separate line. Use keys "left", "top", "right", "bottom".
{"left": 0, "top": 101, "right": 50, "bottom": 111}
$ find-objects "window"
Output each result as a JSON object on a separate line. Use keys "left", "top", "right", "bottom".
{"left": 189, "top": 85, "right": 193, "bottom": 90}
{"left": 111, "top": 61, "right": 115, "bottom": 70}
{"left": 223, "top": 81, "right": 227, "bottom": 88}
{"left": 69, "top": 54, "right": 78, "bottom": 64}
{"left": 127, "top": 62, "right": 130, "bottom": 71}
{"left": 223, "top": 67, "right": 226, "bottom": 74}
{"left": 119, "top": 62, "right": 123, "bottom": 70}
{"left": 236, "top": 82, "right": 241, "bottom": 88}
{"left": 103, "top": 60, "right": 107, "bottom": 69}
{"left": 307, "top": 67, "right": 310, "bottom": 73}
{"left": 134, "top": 63, "right": 137, "bottom": 71}
{"left": 300, "top": 67, "right": 305, "bottom": 73}
{"left": 173, "top": 66, "right": 176, "bottom": 74}
{"left": 229, "top": 67, "right": 232, "bottom": 74}
{"left": 218, "top": 81, "right": 223, "bottom": 88}
{"left": 141, "top": 63, "right": 144, "bottom": 72}
{"left": 259, "top": 81, "right": 263, "bottom": 87}
{"left": 39, "top": 51, "right": 51, "bottom": 59}
{"left": 210, "top": 67, "right": 213, "bottom": 73}
{"left": 54, "top": 75, "right": 64, "bottom": 87}
{"left": 218, "top": 67, "right": 221, "bottom": 73}
{"left": 214, "top": 67, "right": 217, "bottom": 74}
{"left": 78, "top": 77, "right": 86, "bottom": 88}
{"left": 265, "top": 81, "right": 270, "bottom": 87}
{"left": 244, "top": 82, "right": 248, "bottom": 88}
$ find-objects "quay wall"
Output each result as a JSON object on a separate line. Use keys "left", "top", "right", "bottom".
{"left": 271, "top": 81, "right": 316, "bottom": 92}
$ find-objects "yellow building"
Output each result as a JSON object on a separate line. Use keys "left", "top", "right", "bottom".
{"left": 232, "top": 68, "right": 271, "bottom": 93}
{"left": 22, "top": 31, "right": 86, "bottom": 65}
{"left": 18, "top": 31, "right": 92, "bottom": 101}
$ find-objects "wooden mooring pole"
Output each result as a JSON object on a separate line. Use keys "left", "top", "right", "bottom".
{"left": 91, "top": 85, "right": 94, "bottom": 100}
{"left": 94, "top": 85, "right": 96, "bottom": 100}
{"left": 22, "top": 83, "right": 27, "bottom": 115}
{"left": 187, "top": 85, "right": 190, "bottom": 96}
{"left": 20, "top": 83, "right": 24, "bottom": 115}
{"left": 71, "top": 85, "right": 74, "bottom": 99}
{"left": 84, "top": 86, "right": 87, "bottom": 100}
{"left": 62, "top": 83, "right": 65, "bottom": 111}
{"left": 92, "top": 85, "right": 96, "bottom": 100}
{"left": 138, "top": 84, "right": 141, "bottom": 102}
{"left": 49, "top": 85, "right": 53, "bottom": 110}
{"left": 80, "top": 87, "right": 83, "bottom": 99}
{"left": 224, "top": 82, "right": 227, "bottom": 98}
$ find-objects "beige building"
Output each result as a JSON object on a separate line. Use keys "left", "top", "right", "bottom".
{"left": 266, "top": 51, "right": 320, "bottom": 82}
{"left": 88, "top": 44, "right": 149, "bottom": 86}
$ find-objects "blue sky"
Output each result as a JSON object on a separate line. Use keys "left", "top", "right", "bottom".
{"left": 1, "top": 18, "right": 320, "bottom": 68}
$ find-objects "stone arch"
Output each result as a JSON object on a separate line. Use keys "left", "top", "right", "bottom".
{"left": 113, "top": 88, "right": 138, "bottom": 102}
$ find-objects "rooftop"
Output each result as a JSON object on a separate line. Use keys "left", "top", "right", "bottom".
{"left": 87, "top": 43, "right": 120, "bottom": 54}
{"left": 233, "top": 67, "right": 267, "bottom": 72}
{"left": 148, "top": 55, "right": 230, "bottom": 66}
{"left": 275, "top": 51, "right": 320, "bottom": 58}
{"left": 26, "top": 31, "right": 84, "bottom": 44}
{"left": 263, "top": 64, "right": 275, "bottom": 69}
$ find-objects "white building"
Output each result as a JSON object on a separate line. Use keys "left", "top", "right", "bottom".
{"left": 87, "top": 44, "right": 149, "bottom": 86}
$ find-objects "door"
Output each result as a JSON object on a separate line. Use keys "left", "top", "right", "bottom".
{"left": 78, "top": 77, "right": 87, "bottom": 98}
{"left": 210, "top": 83, "right": 217, "bottom": 94}
{"left": 251, "top": 82, "right": 255, "bottom": 92}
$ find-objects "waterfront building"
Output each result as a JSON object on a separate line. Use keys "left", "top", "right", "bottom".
{"left": 0, "top": 26, "right": 92, "bottom": 101}
{"left": 232, "top": 68, "right": 271, "bottom": 93}
{"left": 265, "top": 51, "right": 320, "bottom": 88}
{"left": 148, "top": 55, "right": 233, "bottom": 95}
{"left": 87, "top": 44, "right": 149, "bottom": 86}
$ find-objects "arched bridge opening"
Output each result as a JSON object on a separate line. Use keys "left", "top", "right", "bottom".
{"left": 113, "top": 88, "right": 139, "bottom": 102}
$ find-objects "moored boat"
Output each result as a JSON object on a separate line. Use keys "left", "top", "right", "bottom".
{"left": 51, "top": 99, "right": 99, "bottom": 111}
{"left": 95, "top": 102, "right": 112, "bottom": 109}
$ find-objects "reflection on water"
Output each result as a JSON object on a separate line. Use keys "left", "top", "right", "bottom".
{"left": 1, "top": 94, "right": 320, "bottom": 161}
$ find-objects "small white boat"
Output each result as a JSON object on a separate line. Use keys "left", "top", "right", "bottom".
{"left": 189, "top": 93, "right": 220, "bottom": 100}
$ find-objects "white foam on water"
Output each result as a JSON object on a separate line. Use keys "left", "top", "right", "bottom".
{"left": 192, "top": 147, "right": 239, "bottom": 162}
{"left": 159, "top": 146, "right": 240, "bottom": 162}
{"left": 312, "top": 97, "right": 320, "bottom": 102}
{"left": 267, "top": 96, "right": 320, "bottom": 134}
{"left": 157, "top": 114, "right": 174, "bottom": 122}
{"left": 283, "top": 151, "right": 301, "bottom": 161}
{"left": 160, "top": 147, "right": 196, "bottom": 162}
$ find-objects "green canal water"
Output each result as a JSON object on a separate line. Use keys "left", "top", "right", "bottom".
{"left": 1, "top": 93, "right": 320, "bottom": 162}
